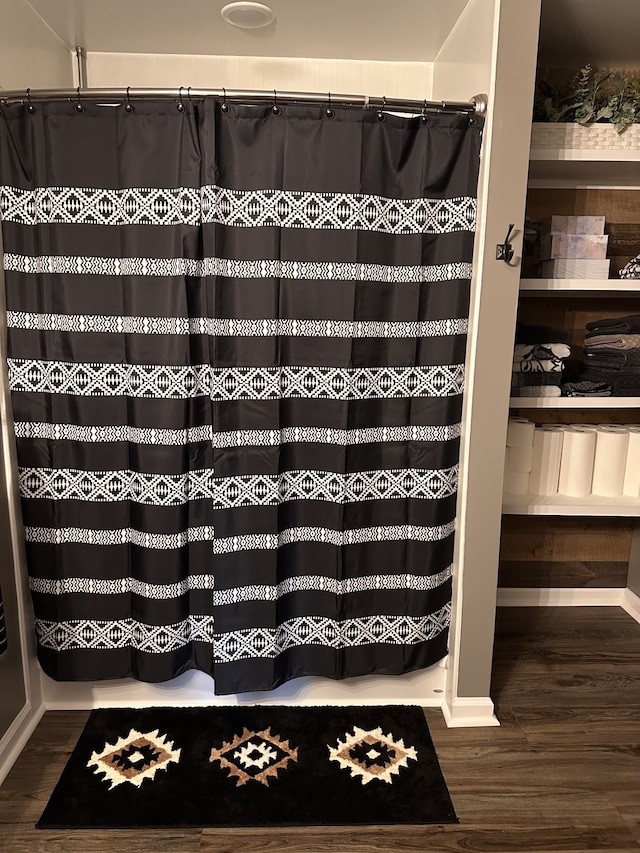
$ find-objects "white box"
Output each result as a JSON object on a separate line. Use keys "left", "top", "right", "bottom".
{"left": 538, "top": 232, "right": 609, "bottom": 260}
{"left": 540, "top": 215, "right": 605, "bottom": 235}
{"left": 540, "top": 259, "right": 611, "bottom": 279}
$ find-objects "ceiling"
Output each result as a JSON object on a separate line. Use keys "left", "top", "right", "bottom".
{"left": 538, "top": 0, "right": 640, "bottom": 68}
{"left": 22, "top": 0, "right": 471, "bottom": 62}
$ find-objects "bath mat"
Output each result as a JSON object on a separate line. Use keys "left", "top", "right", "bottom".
{"left": 37, "top": 704, "right": 457, "bottom": 828}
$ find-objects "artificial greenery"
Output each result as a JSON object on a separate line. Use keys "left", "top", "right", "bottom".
{"left": 534, "top": 65, "right": 640, "bottom": 133}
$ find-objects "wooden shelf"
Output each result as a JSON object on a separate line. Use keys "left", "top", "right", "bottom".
{"left": 528, "top": 148, "right": 640, "bottom": 188}
{"left": 509, "top": 397, "right": 640, "bottom": 409}
{"left": 503, "top": 492, "right": 640, "bottom": 517}
{"left": 519, "top": 278, "right": 640, "bottom": 296}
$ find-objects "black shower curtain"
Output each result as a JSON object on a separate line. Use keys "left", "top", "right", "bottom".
{"left": 0, "top": 98, "right": 482, "bottom": 694}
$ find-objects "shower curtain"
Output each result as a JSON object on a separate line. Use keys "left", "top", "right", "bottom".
{"left": 0, "top": 98, "right": 482, "bottom": 694}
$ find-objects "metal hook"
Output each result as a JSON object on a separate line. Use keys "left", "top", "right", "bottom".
{"left": 496, "top": 223, "right": 516, "bottom": 264}
{"left": 187, "top": 87, "right": 193, "bottom": 105}
{"left": 325, "top": 92, "right": 334, "bottom": 119}
{"left": 421, "top": 99, "right": 429, "bottom": 125}
{"left": 377, "top": 95, "right": 386, "bottom": 122}
{"left": 124, "top": 86, "right": 134, "bottom": 113}
{"left": 26, "top": 88, "right": 36, "bottom": 114}
{"left": 75, "top": 86, "right": 84, "bottom": 114}
{"left": 177, "top": 87, "right": 185, "bottom": 112}
{"left": 272, "top": 89, "right": 281, "bottom": 116}
{"left": 221, "top": 87, "right": 229, "bottom": 114}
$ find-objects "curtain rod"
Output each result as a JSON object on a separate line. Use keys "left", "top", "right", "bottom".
{"left": 0, "top": 87, "right": 488, "bottom": 116}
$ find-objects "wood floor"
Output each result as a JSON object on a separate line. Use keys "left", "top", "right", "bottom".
{"left": 1, "top": 606, "right": 639, "bottom": 852}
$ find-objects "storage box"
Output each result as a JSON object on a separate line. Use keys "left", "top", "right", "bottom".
{"left": 540, "top": 215, "right": 605, "bottom": 235}
{"left": 538, "top": 232, "right": 609, "bottom": 260}
{"left": 540, "top": 258, "right": 611, "bottom": 279}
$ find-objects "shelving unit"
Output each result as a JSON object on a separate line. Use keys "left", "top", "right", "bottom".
{"left": 502, "top": 126, "right": 640, "bottom": 624}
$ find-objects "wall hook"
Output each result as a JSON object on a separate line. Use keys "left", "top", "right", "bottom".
{"left": 496, "top": 223, "right": 515, "bottom": 263}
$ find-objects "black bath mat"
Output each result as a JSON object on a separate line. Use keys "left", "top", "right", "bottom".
{"left": 37, "top": 705, "right": 457, "bottom": 828}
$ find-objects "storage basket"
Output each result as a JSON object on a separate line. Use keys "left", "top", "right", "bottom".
{"left": 530, "top": 122, "right": 640, "bottom": 151}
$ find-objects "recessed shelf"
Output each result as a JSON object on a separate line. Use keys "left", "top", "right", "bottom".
{"left": 519, "top": 278, "right": 640, "bottom": 296}
{"left": 528, "top": 149, "right": 640, "bottom": 188}
{"left": 503, "top": 492, "right": 640, "bottom": 516}
{"left": 509, "top": 397, "right": 640, "bottom": 409}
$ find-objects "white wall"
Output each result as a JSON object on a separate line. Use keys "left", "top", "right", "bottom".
{"left": 86, "top": 52, "right": 434, "bottom": 99}
{"left": 0, "top": 0, "right": 73, "bottom": 90}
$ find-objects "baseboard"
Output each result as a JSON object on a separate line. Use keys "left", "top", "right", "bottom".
{"left": 0, "top": 700, "right": 45, "bottom": 787}
{"left": 621, "top": 588, "right": 640, "bottom": 624}
{"left": 497, "top": 587, "right": 625, "bottom": 607}
{"left": 441, "top": 696, "right": 500, "bottom": 728}
{"left": 42, "top": 666, "right": 448, "bottom": 710}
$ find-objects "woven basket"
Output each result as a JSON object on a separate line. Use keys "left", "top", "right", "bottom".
{"left": 530, "top": 122, "right": 640, "bottom": 151}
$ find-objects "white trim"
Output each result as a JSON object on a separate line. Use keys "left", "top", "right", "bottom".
{"left": 41, "top": 664, "right": 448, "bottom": 710}
{"left": 496, "top": 587, "right": 625, "bottom": 607}
{"left": 441, "top": 696, "right": 500, "bottom": 728}
{"left": 621, "top": 588, "right": 640, "bottom": 624}
{"left": 0, "top": 701, "right": 45, "bottom": 787}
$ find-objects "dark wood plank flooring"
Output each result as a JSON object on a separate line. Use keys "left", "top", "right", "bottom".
{"left": 0, "top": 606, "right": 639, "bottom": 852}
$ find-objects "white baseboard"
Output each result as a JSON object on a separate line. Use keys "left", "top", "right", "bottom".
{"left": 0, "top": 700, "right": 45, "bottom": 787}
{"left": 42, "top": 665, "right": 448, "bottom": 710}
{"left": 441, "top": 696, "right": 500, "bottom": 728}
{"left": 621, "top": 588, "right": 640, "bottom": 623}
{"left": 497, "top": 587, "right": 625, "bottom": 607}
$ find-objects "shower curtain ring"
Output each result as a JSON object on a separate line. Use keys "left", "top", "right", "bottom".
{"left": 325, "top": 92, "right": 334, "bottom": 119}
{"left": 421, "top": 99, "right": 429, "bottom": 124}
{"left": 187, "top": 87, "right": 193, "bottom": 105}
{"left": 124, "top": 86, "right": 134, "bottom": 113}
{"left": 272, "top": 90, "right": 281, "bottom": 116}
{"left": 377, "top": 96, "right": 386, "bottom": 122}
{"left": 221, "top": 87, "right": 229, "bottom": 114}
{"left": 75, "top": 86, "right": 85, "bottom": 114}
{"left": 177, "top": 87, "right": 185, "bottom": 112}
{"left": 25, "top": 88, "right": 36, "bottom": 114}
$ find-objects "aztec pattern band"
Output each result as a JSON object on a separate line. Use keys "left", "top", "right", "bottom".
{"left": 0, "top": 98, "right": 482, "bottom": 693}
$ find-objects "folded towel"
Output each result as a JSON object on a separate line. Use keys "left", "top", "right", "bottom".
{"left": 586, "top": 315, "right": 640, "bottom": 335}
{"left": 510, "top": 385, "right": 562, "bottom": 398}
{"left": 513, "top": 343, "right": 571, "bottom": 359}
{"left": 584, "top": 333, "right": 640, "bottom": 350}
{"left": 583, "top": 349, "right": 640, "bottom": 370}
{"left": 619, "top": 254, "right": 640, "bottom": 280}
{"left": 512, "top": 356, "right": 564, "bottom": 373}
{"left": 578, "top": 368, "right": 640, "bottom": 396}
{"left": 561, "top": 380, "right": 611, "bottom": 397}
{"left": 511, "top": 372, "right": 563, "bottom": 388}
{"left": 515, "top": 322, "right": 569, "bottom": 344}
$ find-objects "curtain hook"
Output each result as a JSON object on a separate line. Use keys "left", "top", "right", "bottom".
{"left": 124, "top": 86, "right": 134, "bottom": 113}
{"left": 325, "top": 92, "right": 334, "bottom": 119}
{"left": 177, "top": 87, "right": 185, "bottom": 112}
{"left": 187, "top": 86, "right": 193, "bottom": 105}
{"left": 377, "top": 95, "right": 386, "bottom": 122}
{"left": 421, "top": 99, "right": 429, "bottom": 125}
{"left": 26, "top": 88, "right": 36, "bottom": 114}
{"left": 272, "top": 89, "right": 281, "bottom": 116}
{"left": 221, "top": 87, "right": 229, "bottom": 114}
{"left": 75, "top": 86, "right": 85, "bottom": 114}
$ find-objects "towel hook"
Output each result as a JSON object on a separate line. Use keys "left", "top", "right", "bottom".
{"left": 496, "top": 224, "right": 515, "bottom": 263}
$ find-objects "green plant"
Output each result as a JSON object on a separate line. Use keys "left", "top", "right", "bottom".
{"left": 534, "top": 65, "right": 640, "bottom": 133}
